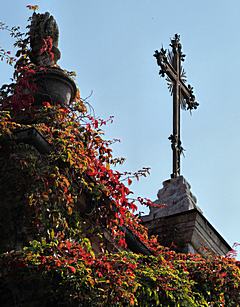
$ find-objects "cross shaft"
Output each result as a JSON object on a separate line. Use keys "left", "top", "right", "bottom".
{"left": 154, "top": 34, "right": 199, "bottom": 179}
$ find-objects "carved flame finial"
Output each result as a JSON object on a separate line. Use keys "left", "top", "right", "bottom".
{"left": 29, "top": 12, "right": 61, "bottom": 66}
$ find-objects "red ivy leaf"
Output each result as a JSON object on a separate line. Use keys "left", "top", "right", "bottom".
{"left": 128, "top": 178, "right": 132, "bottom": 186}
{"left": 68, "top": 265, "right": 76, "bottom": 273}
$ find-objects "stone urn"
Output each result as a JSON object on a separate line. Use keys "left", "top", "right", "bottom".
{"left": 33, "top": 68, "right": 77, "bottom": 106}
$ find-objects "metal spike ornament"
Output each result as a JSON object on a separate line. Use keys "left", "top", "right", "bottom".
{"left": 154, "top": 34, "right": 199, "bottom": 179}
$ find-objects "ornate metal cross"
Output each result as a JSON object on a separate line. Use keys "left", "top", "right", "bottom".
{"left": 154, "top": 34, "right": 199, "bottom": 179}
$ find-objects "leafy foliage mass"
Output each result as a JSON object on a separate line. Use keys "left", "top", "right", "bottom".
{"left": 0, "top": 9, "right": 239, "bottom": 306}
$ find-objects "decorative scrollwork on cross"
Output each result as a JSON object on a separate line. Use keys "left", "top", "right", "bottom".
{"left": 154, "top": 34, "right": 199, "bottom": 178}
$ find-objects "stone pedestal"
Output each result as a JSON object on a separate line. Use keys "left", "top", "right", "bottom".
{"left": 142, "top": 176, "right": 231, "bottom": 256}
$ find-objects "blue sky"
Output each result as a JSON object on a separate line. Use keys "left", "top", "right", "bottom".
{"left": 1, "top": 0, "right": 239, "bottom": 252}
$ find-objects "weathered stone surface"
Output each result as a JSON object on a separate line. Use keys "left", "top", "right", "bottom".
{"left": 142, "top": 176, "right": 202, "bottom": 222}
{"left": 30, "top": 12, "right": 61, "bottom": 66}
{"left": 143, "top": 209, "right": 231, "bottom": 256}
{"left": 33, "top": 68, "right": 77, "bottom": 107}
{"left": 142, "top": 176, "right": 231, "bottom": 256}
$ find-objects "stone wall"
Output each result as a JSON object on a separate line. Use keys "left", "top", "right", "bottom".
{"left": 142, "top": 176, "right": 231, "bottom": 256}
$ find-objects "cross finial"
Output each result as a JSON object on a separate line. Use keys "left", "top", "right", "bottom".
{"left": 154, "top": 34, "right": 199, "bottom": 178}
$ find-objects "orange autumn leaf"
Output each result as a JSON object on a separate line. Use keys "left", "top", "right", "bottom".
{"left": 67, "top": 206, "right": 73, "bottom": 215}
{"left": 26, "top": 5, "right": 39, "bottom": 11}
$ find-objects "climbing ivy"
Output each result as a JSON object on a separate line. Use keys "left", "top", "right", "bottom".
{"left": 0, "top": 8, "right": 239, "bottom": 306}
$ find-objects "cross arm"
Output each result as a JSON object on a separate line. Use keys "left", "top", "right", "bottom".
{"left": 180, "top": 81, "right": 199, "bottom": 110}
{"left": 154, "top": 49, "right": 177, "bottom": 80}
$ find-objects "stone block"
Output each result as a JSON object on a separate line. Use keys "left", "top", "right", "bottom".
{"left": 142, "top": 176, "right": 231, "bottom": 256}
